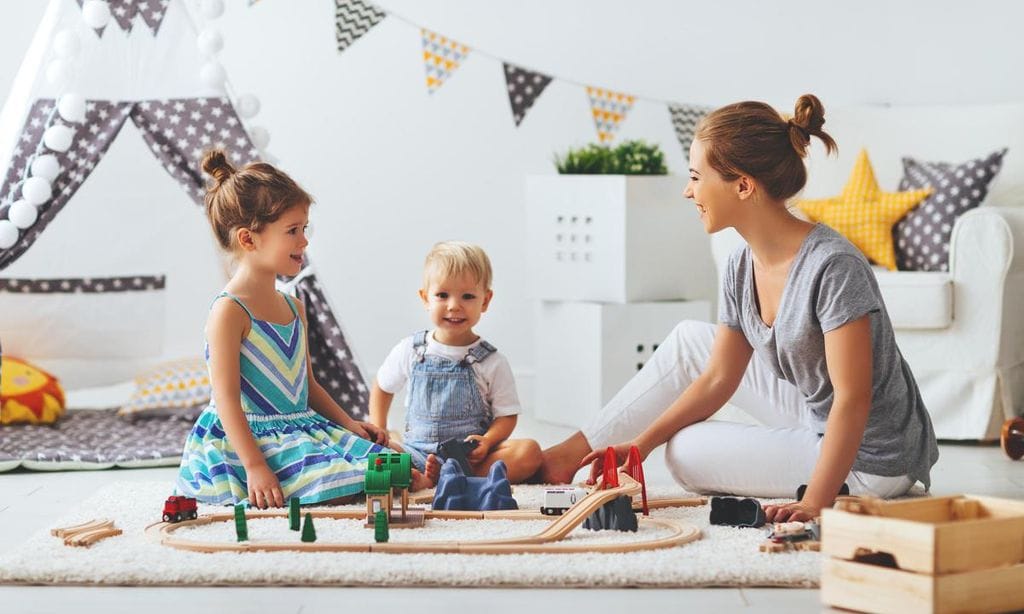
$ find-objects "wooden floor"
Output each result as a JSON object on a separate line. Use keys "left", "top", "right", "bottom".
{"left": 1, "top": 414, "right": 1021, "bottom": 613}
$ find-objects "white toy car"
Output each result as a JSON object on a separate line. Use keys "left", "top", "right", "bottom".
{"left": 541, "top": 487, "right": 588, "bottom": 515}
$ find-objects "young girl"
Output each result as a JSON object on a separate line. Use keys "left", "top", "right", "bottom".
{"left": 176, "top": 150, "right": 438, "bottom": 508}
{"left": 541, "top": 95, "right": 939, "bottom": 522}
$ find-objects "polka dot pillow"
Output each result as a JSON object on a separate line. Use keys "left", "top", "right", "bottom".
{"left": 893, "top": 149, "right": 1007, "bottom": 271}
{"left": 117, "top": 357, "right": 210, "bottom": 419}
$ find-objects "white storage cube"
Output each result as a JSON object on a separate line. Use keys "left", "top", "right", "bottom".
{"left": 526, "top": 175, "right": 716, "bottom": 303}
{"left": 535, "top": 299, "right": 711, "bottom": 428}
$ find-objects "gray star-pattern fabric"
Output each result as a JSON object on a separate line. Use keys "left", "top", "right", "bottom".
{"left": 75, "top": 0, "right": 170, "bottom": 36}
{"left": 503, "top": 63, "right": 553, "bottom": 127}
{"left": 893, "top": 149, "right": 1007, "bottom": 272}
{"left": 0, "top": 99, "right": 132, "bottom": 270}
{"left": 130, "top": 97, "right": 259, "bottom": 205}
{"left": 0, "top": 408, "right": 195, "bottom": 471}
{"left": 668, "top": 103, "right": 712, "bottom": 159}
{"left": 335, "top": 0, "right": 387, "bottom": 53}
{"left": 0, "top": 275, "right": 165, "bottom": 293}
{"left": 291, "top": 273, "right": 369, "bottom": 419}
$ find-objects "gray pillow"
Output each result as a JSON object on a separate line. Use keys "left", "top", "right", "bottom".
{"left": 893, "top": 149, "right": 1006, "bottom": 271}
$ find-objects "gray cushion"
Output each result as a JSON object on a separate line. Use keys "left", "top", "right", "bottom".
{"left": 893, "top": 149, "right": 1006, "bottom": 271}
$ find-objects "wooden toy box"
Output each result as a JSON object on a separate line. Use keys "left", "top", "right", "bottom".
{"left": 820, "top": 495, "right": 1024, "bottom": 614}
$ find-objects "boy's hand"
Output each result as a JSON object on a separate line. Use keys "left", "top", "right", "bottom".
{"left": 464, "top": 434, "right": 491, "bottom": 465}
{"left": 764, "top": 500, "right": 821, "bottom": 523}
{"left": 358, "top": 421, "right": 390, "bottom": 447}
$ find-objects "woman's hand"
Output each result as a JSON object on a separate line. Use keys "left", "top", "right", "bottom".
{"left": 246, "top": 463, "right": 284, "bottom": 509}
{"left": 578, "top": 441, "right": 644, "bottom": 485}
{"left": 464, "top": 435, "right": 492, "bottom": 465}
{"left": 763, "top": 500, "right": 821, "bottom": 523}
{"left": 358, "top": 421, "right": 389, "bottom": 446}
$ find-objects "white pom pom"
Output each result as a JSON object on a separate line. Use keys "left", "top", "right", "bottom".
{"left": 31, "top": 155, "right": 61, "bottom": 182}
{"left": 200, "top": 0, "right": 225, "bottom": 19}
{"left": 9, "top": 200, "right": 38, "bottom": 229}
{"left": 45, "top": 59, "right": 74, "bottom": 87}
{"left": 53, "top": 29, "right": 81, "bottom": 58}
{"left": 235, "top": 94, "right": 260, "bottom": 119}
{"left": 82, "top": 1, "right": 112, "bottom": 29}
{"left": 0, "top": 221, "right": 20, "bottom": 250}
{"left": 22, "top": 177, "right": 54, "bottom": 206}
{"left": 197, "top": 29, "right": 223, "bottom": 56}
{"left": 199, "top": 61, "right": 226, "bottom": 88}
{"left": 57, "top": 93, "right": 87, "bottom": 124}
{"left": 249, "top": 126, "right": 270, "bottom": 150}
{"left": 43, "top": 125, "right": 75, "bottom": 152}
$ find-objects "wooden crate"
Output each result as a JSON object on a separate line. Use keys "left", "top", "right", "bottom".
{"left": 820, "top": 495, "right": 1024, "bottom": 614}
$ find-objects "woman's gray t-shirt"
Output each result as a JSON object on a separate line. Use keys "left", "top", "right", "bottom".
{"left": 719, "top": 223, "right": 939, "bottom": 488}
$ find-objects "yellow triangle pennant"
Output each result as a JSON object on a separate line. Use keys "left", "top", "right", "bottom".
{"left": 420, "top": 28, "right": 470, "bottom": 94}
{"left": 586, "top": 86, "right": 636, "bottom": 143}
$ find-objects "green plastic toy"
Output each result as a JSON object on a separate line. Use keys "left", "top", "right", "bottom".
{"left": 374, "top": 509, "right": 389, "bottom": 543}
{"left": 301, "top": 512, "right": 317, "bottom": 543}
{"left": 233, "top": 504, "right": 248, "bottom": 542}
{"left": 289, "top": 498, "right": 301, "bottom": 531}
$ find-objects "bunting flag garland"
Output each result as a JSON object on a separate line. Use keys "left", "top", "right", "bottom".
{"left": 334, "top": 0, "right": 387, "bottom": 53}
{"left": 668, "top": 103, "right": 713, "bottom": 158}
{"left": 586, "top": 86, "right": 636, "bottom": 143}
{"left": 503, "top": 63, "right": 553, "bottom": 127}
{"left": 421, "top": 29, "right": 471, "bottom": 94}
{"left": 74, "top": 0, "right": 170, "bottom": 35}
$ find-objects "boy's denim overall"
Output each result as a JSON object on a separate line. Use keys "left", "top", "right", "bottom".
{"left": 400, "top": 330, "right": 496, "bottom": 471}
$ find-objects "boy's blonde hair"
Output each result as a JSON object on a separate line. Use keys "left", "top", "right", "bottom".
{"left": 423, "top": 241, "right": 493, "bottom": 290}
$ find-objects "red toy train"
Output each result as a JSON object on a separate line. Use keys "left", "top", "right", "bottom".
{"left": 162, "top": 495, "right": 198, "bottom": 523}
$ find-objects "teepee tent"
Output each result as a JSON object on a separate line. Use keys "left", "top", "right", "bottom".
{"left": 0, "top": 0, "right": 370, "bottom": 418}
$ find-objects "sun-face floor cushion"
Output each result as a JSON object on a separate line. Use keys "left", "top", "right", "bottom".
{"left": 798, "top": 149, "right": 933, "bottom": 270}
{"left": 0, "top": 357, "right": 66, "bottom": 425}
{"left": 892, "top": 148, "right": 1007, "bottom": 271}
{"left": 0, "top": 407, "right": 194, "bottom": 471}
{"left": 117, "top": 357, "right": 210, "bottom": 420}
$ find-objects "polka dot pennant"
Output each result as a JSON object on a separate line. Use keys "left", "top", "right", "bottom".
{"left": 798, "top": 149, "right": 932, "bottom": 271}
{"left": 586, "top": 86, "right": 635, "bottom": 144}
{"left": 503, "top": 63, "right": 553, "bottom": 127}
{"left": 420, "top": 28, "right": 470, "bottom": 94}
{"left": 74, "top": 0, "right": 170, "bottom": 36}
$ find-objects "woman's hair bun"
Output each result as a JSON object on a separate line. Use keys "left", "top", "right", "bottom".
{"left": 202, "top": 149, "right": 236, "bottom": 184}
{"left": 789, "top": 94, "right": 837, "bottom": 156}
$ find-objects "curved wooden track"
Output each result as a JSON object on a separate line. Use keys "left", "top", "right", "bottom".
{"left": 147, "top": 473, "right": 703, "bottom": 554}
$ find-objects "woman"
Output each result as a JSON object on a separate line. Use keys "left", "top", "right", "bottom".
{"left": 540, "top": 94, "right": 938, "bottom": 522}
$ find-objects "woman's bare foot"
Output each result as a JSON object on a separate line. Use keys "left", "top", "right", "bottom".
{"left": 410, "top": 453, "right": 441, "bottom": 491}
{"left": 539, "top": 431, "right": 591, "bottom": 484}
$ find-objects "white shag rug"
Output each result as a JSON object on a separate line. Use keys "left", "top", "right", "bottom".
{"left": 0, "top": 481, "right": 821, "bottom": 588}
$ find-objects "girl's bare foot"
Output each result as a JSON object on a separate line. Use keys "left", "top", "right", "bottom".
{"left": 539, "top": 431, "right": 591, "bottom": 484}
{"left": 411, "top": 453, "right": 440, "bottom": 491}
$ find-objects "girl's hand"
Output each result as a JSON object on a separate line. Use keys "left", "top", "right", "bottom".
{"left": 764, "top": 500, "right": 821, "bottom": 523}
{"left": 358, "top": 421, "right": 389, "bottom": 447}
{"left": 246, "top": 463, "right": 284, "bottom": 509}
{"left": 464, "top": 435, "right": 492, "bottom": 465}
{"left": 578, "top": 441, "right": 643, "bottom": 485}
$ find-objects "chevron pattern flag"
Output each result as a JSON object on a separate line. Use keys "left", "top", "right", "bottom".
{"left": 586, "top": 86, "right": 635, "bottom": 143}
{"left": 668, "top": 103, "right": 713, "bottom": 158}
{"left": 503, "top": 63, "right": 553, "bottom": 127}
{"left": 421, "top": 28, "right": 470, "bottom": 94}
{"left": 335, "top": 0, "right": 387, "bottom": 53}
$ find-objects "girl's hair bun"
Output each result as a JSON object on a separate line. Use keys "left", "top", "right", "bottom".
{"left": 789, "top": 94, "right": 837, "bottom": 157}
{"left": 202, "top": 149, "right": 235, "bottom": 185}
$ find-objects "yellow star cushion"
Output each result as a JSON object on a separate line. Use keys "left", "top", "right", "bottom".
{"left": 798, "top": 149, "right": 932, "bottom": 270}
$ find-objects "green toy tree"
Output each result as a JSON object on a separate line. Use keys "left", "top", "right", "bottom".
{"left": 289, "top": 498, "right": 301, "bottom": 531}
{"left": 234, "top": 504, "right": 248, "bottom": 542}
{"left": 374, "top": 509, "right": 389, "bottom": 543}
{"left": 301, "top": 512, "right": 317, "bottom": 543}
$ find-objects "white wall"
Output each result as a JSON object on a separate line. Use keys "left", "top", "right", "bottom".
{"left": 2, "top": 0, "right": 1023, "bottom": 394}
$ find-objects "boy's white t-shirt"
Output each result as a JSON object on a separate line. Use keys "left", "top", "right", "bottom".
{"left": 376, "top": 331, "right": 521, "bottom": 418}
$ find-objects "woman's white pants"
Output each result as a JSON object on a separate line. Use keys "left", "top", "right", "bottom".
{"left": 581, "top": 320, "right": 913, "bottom": 499}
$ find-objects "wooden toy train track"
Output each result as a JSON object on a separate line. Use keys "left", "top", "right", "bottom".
{"left": 146, "top": 473, "right": 704, "bottom": 554}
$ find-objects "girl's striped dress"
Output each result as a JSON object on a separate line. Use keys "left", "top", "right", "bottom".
{"left": 176, "top": 291, "right": 385, "bottom": 505}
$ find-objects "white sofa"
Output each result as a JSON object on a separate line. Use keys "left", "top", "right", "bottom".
{"left": 710, "top": 103, "right": 1024, "bottom": 440}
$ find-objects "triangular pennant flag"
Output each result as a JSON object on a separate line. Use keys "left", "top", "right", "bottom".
{"left": 335, "top": 0, "right": 386, "bottom": 53}
{"left": 586, "top": 86, "right": 635, "bottom": 143}
{"left": 421, "top": 28, "right": 470, "bottom": 94}
{"left": 503, "top": 63, "right": 552, "bottom": 127}
{"left": 75, "top": 0, "right": 169, "bottom": 36}
{"left": 668, "top": 103, "right": 713, "bottom": 158}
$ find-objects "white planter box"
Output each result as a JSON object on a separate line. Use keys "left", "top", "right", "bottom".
{"left": 525, "top": 175, "right": 716, "bottom": 303}
{"left": 534, "top": 299, "right": 711, "bottom": 428}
